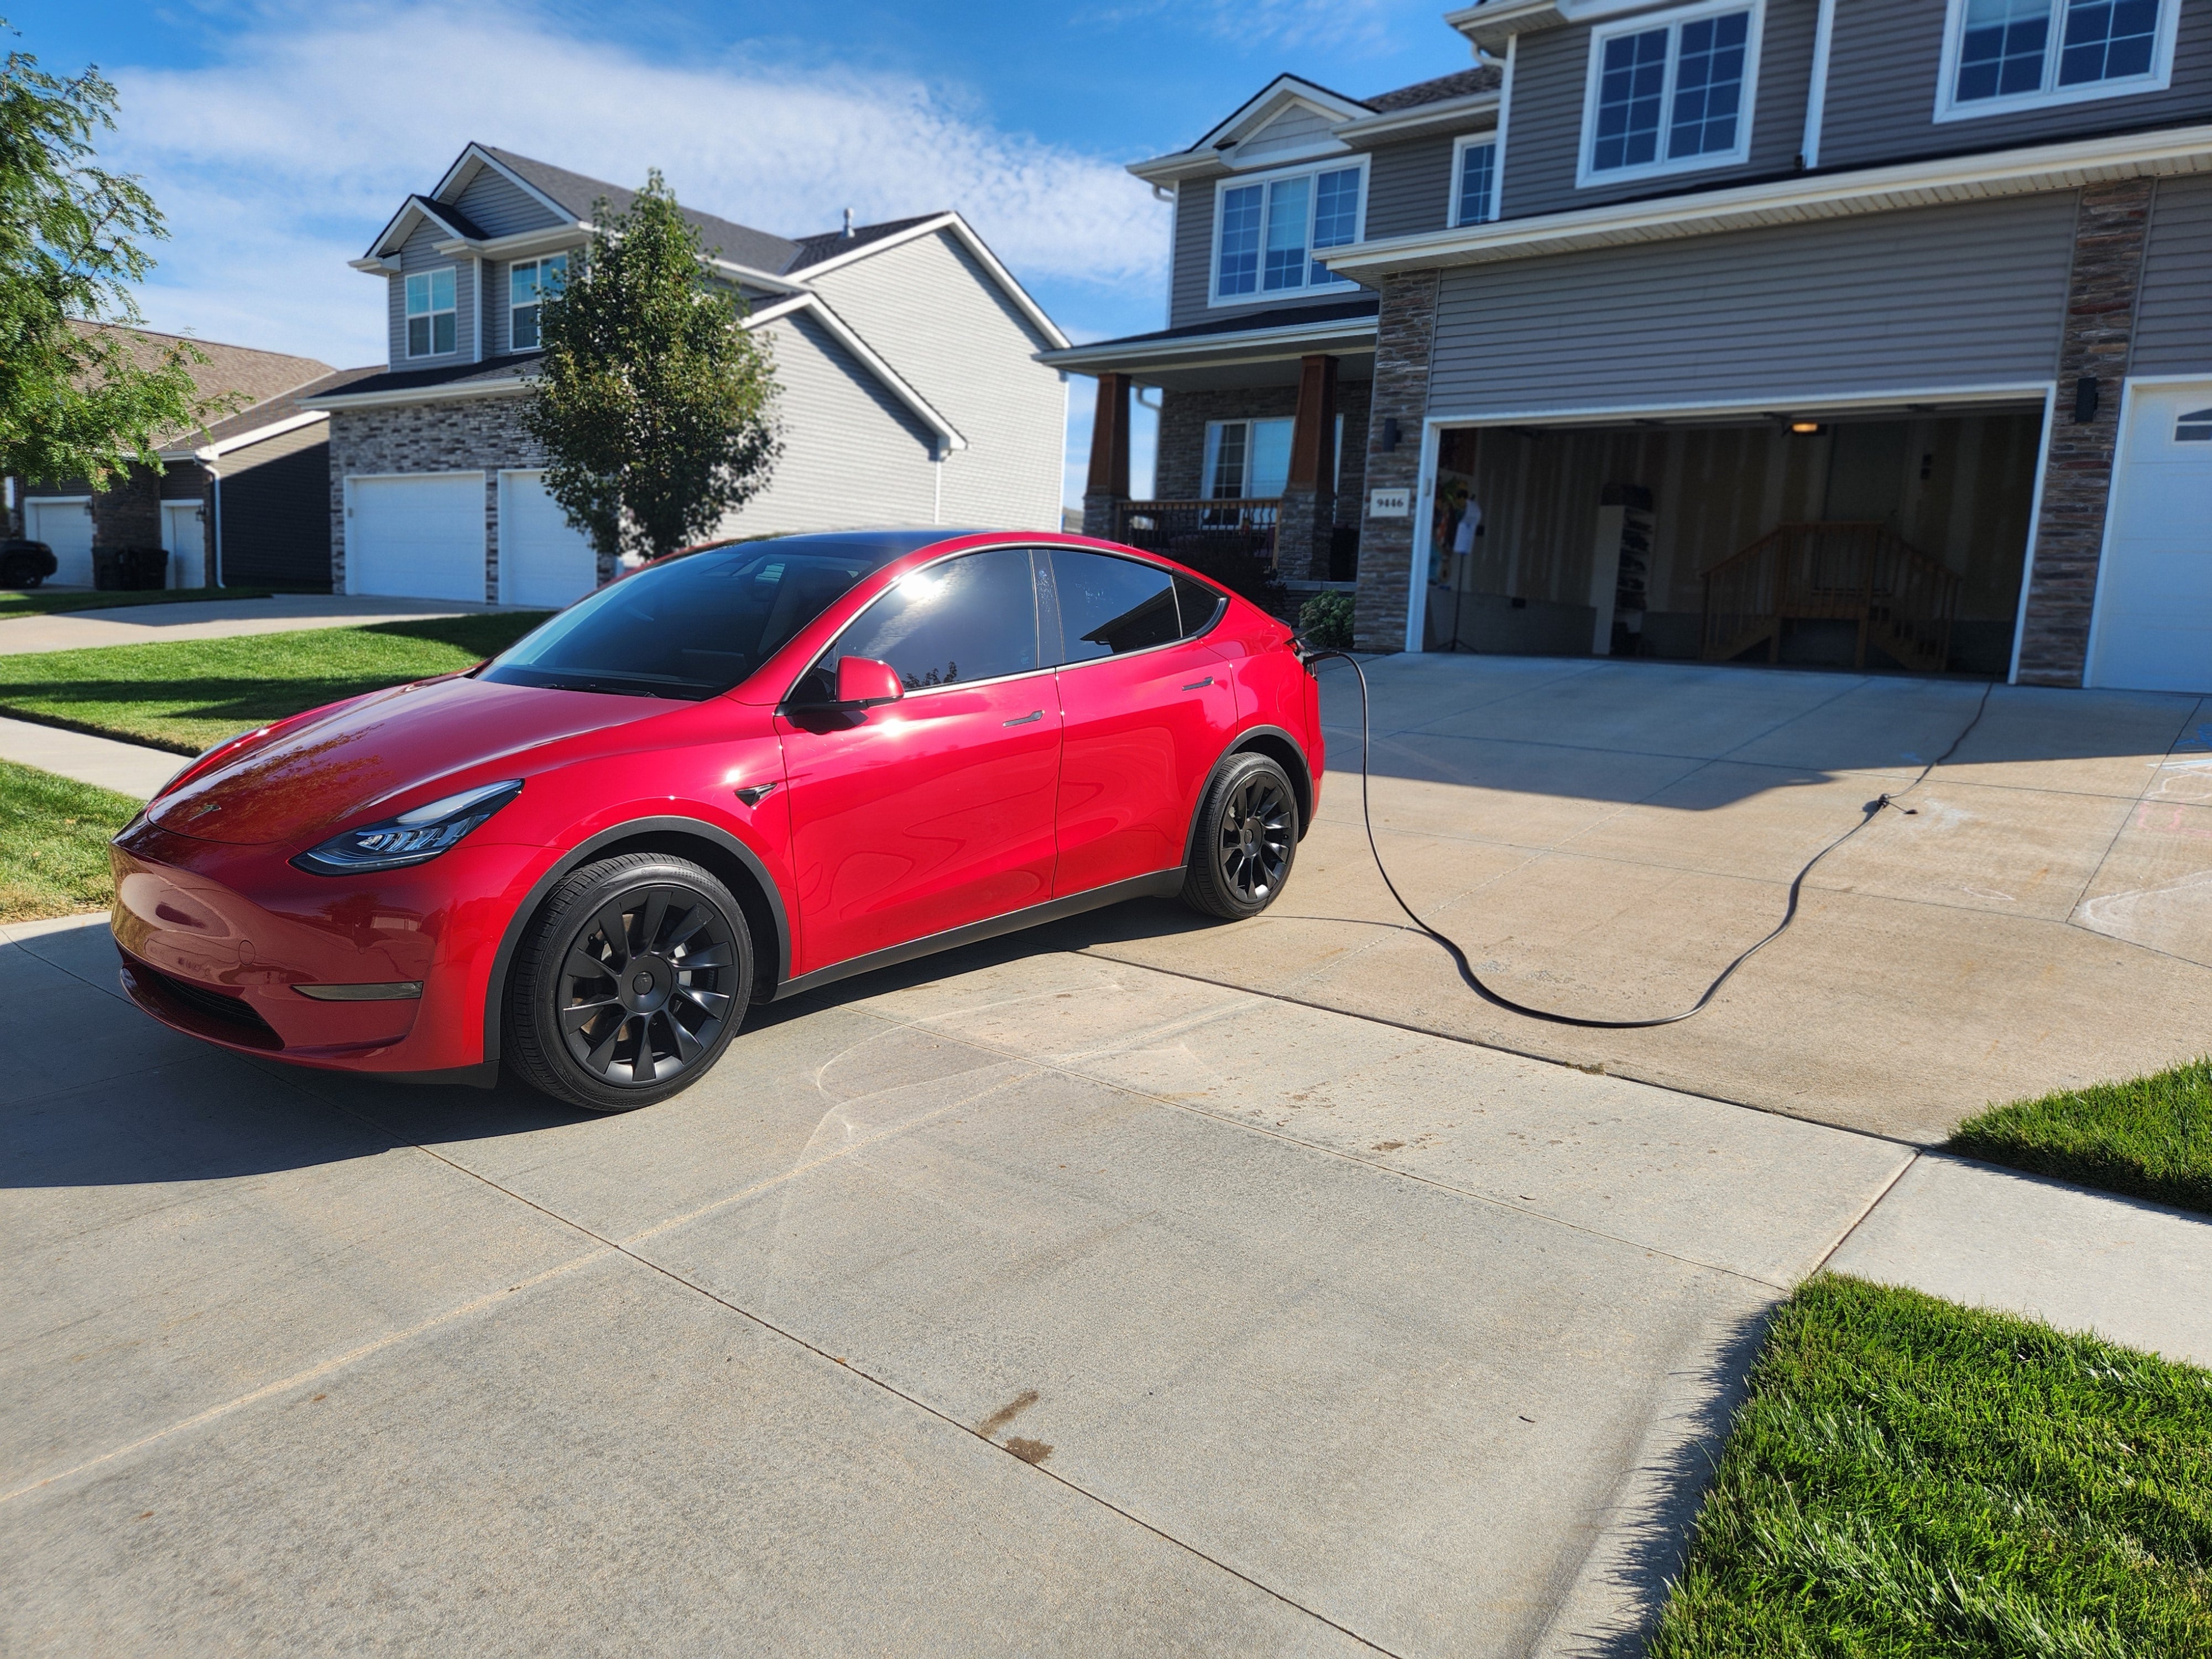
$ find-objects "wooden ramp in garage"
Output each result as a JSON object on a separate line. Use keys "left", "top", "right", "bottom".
{"left": 1702, "top": 521, "right": 1960, "bottom": 674}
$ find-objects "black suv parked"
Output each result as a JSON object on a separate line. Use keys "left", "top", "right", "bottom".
{"left": 0, "top": 539, "right": 58, "bottom": 588}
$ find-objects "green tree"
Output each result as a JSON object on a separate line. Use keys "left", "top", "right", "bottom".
{"left": 524, "top": 171, "right": 780, "bottom": 564}
{"left": 0, "top": 27, "right": 226, "bottom": 488}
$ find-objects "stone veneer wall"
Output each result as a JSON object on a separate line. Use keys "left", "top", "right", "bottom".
{"left": 2014, "top": 179, "right": 2156, "bottom": 686}
{"left": 1353, "top": 273, "right": 1439, "bottom": 651}
{"left": 1154, "top": 380, "right": 1372, "bottom": 526}
{"left": 327, "top": 395, "right": 553, "bottom": 599}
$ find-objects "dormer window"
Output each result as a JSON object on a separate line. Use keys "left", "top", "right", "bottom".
{"left": 1937, "top": 0, "right": 2177, "bottom": 119}
{"left": 405, "top": 267, "right": 457, "bottom": 357}
{"left": 1577, "top": 1, "right": 1762, "bottom": 188}
{"left": 1212, "top": 159, "right": 1365, "bottom": 305}
{"left": 509, "top": 254, "right": 567, "bottom": 352}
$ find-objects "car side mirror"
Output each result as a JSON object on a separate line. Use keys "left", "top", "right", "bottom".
{"left": 835, "top": 656, "right": 904, "bottom": 709}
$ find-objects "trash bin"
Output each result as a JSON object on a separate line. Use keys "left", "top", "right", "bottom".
{"left": 95, "top": 546, "right": 168, "bottom": 591}
{"left": 92, "top": 546, "right": 124, "bottom": 590}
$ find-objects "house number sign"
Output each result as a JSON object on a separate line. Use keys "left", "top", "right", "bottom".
{"left": 1368, "top": 488, "right": 1411, "bottom": 518}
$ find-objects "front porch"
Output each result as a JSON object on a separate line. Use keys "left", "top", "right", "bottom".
{"left": 1038, "top": 298, "right": 1377, "bottom": 591}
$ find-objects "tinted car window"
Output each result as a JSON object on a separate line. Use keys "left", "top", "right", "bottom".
{"left": 1174, "top": 575, "right": 1226, "bottom": 637}
{"left": 481, "top": 533, "right": 932, "bottom": 700}
{"left": 1051, "top": 550, "right": 1183, "bottom": 662}
{"left": 811, "top": 547, "right": 1041, "bottom": 696}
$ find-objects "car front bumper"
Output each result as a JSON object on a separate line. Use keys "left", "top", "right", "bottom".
{"left": 109, "top": 817, "right": 552, "bottom": 1076}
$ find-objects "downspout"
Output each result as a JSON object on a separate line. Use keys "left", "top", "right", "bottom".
{"left": 1488, "top": 37, "right": 1517, "bottom": 223}
{"left": 1801, "top": 0, "right": 1838, "bottom": 169}
{"left": 473, "top": 255, "right": 484, "bottom": 362}
{"left": 205, "top": 457, "right": 224, "bottom": 589}
{"left": 932, "top": 444, "right": 944, "bottom": 524}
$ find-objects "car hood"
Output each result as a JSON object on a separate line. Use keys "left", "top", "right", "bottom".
{"left": 148, "top": 674, "right": 666, "bottom": 847}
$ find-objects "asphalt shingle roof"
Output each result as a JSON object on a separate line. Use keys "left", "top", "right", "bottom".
{"left": 1362, "top": 66, "right": 1504, "bottom": 112}
{"left": 69, "top": 323, "right": 337, "bottom": 450}
{"left": 483, "top": 147, "right": 802, "bottom": 274}
{"left": 781, "top": 214, "right": 946, "bottom": 274}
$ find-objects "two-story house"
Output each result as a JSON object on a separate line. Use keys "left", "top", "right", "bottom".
{"left": 313, "top": 144, "right": 1071, "bottom": 607}
{"left": 1054, "top": 0, "right": 2209, "bottom": 695}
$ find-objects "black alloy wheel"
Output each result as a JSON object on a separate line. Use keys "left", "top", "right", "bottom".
{"left": 506, "top": 853, "right": 755, "bottom": 1112}
{"left": 1181, "top": 752, "right": 1300, "bottom": 920}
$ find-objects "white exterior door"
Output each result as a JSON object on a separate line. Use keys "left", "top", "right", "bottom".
{"left": 346, "top": 473, "right": 486, "bottom": 602}
{"left": 25, "top": 498, "right": 94, "bottom": 586}
{"left": 2089, "top": 383, "right": 2212, "bottom": 693}
{"left": 161, "top": 502, "right": 202, "bottom": 588}
{"left": 498, "top": 471, "right": 598, "bottom": 609}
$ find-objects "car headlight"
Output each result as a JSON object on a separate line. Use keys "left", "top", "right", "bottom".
{"left": 293, "top": 780, "right": 524, "bottom": 876}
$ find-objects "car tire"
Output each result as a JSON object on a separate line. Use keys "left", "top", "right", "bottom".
{"left": 504, "top": 853, "right": 755, "bottom": 1113}
{"left": 1180, "top": 752, "right": 1299, "bottom": 921}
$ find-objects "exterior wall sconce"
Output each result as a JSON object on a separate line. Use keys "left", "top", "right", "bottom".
{"left": 2073, "top": 375, "right": 2099, "bottom": 424}
{"left": 1381, "top": 416, "right": 1401, "bottom": 451}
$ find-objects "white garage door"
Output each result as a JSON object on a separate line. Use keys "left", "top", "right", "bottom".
{"left": 498, "top": 471, "right": 598, "bottom": 609}
{"left": 2089, "top": 383, "right": 2212, "bottom": 693}
{"left": 25, "top": 498, "right": 95, "bottom": 586}
{"left": 347, "top": 473, "right": 486, "bottom": 602}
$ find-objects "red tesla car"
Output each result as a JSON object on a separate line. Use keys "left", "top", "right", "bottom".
{"left": 110, "top": 531, "right": 1322, "bottom": 1112}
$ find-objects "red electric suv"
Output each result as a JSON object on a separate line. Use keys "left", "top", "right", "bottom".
{"left": 111, "top": 531, "right": 1322, "bottom": 1112}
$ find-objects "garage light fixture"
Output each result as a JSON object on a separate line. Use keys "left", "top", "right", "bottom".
{"left": 1788, "top": 420, "right": 1823, "bottom": 435}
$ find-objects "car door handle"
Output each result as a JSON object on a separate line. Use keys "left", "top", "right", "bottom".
{"left": 1003, "top": 709, "right": 1044, "bottom": 727}
{"left": 1183, "top": 676, "right": 1214, "bottom": 691}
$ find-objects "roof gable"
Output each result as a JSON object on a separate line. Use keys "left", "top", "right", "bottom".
{"left": 783, "top": 213, "right": 1070, "bottom": 351}
{"left": 480, "top": 146, "right": 801, "bottom": 273}
{"left": 1193, "top": 75, "right": 1373, "bottom": 154}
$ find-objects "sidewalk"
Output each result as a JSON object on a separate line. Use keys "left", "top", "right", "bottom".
{"left": 0, "top": 716, "right": 178, "bottom": 797}
{"left": 0, "top": 592, "right": 518, "bottom": 657}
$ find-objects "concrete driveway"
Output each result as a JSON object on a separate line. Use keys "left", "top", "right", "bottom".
{"left": 0, "top": 593, "right": 520, "bottom": 656}
{"left": 6, "top": 653, "right": 2208, "bottom": 1654}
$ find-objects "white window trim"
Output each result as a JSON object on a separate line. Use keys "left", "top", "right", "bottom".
{"left": 1451, "top": 133, "right": 1501, "bottom": 227}
{"left": 1575, "top": 0, "right": 1766, "bottom": 191}
{"left": 1207, "top": 154, "right": 1371, "bottom": 309}
{"left": 507, "top": 254, "right": 567, "bottom": 354}
{"left": 1933, "top": 0, "right": 2178, "bottom": 123}
{"left": 1201, "top": 415, "right": 1346, "bottom": 497}
{"left": 404, "top": 264, "right": 459, "bottom": 359}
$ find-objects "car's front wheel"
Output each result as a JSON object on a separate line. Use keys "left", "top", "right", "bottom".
{"left": 504, "top": 853, "right": 754, "bottom": 1112}
{"left": 1181, "top": 752, "right": 1299, "bottom": 920}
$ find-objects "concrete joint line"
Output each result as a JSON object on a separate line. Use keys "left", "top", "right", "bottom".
{"left": 1810, "top": 1150, "right": 1925, "bottom": 1277}
{"left": 846, "top": 985, "right": 1799, "bottom": 1293}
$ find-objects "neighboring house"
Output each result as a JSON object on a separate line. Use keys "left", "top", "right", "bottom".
{"left": 12, "top": 326, "right": 373, "bottom": 589}
{"left": 1051, "top": 0, "right": 2211, "bottom": 694}
{"left": 315, "top": 144, "right": 1071, "bottom": 608}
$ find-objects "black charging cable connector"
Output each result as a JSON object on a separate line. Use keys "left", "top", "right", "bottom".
{"left": 1299, "top": 645, "right": 1995, "bottom": 1030}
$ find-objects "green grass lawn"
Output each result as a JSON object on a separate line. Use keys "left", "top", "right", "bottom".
{"left": 0, "top": 613, "right": 549, "bottom": 754}
{"left": 1950, "top": 1060, "right": 2212, "bottom": 1218}
{"left": 0, "top": 585, "right": 276, "bottom": 620}
{"left": 1651, "top": 1275, "right": 2212, "bottom": 1657}
{"left": 0, "top": 761, "right": 142, "bottom": 921}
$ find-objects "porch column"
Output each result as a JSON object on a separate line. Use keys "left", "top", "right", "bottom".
{"left": 2015, "top": 177, "right": 2155, "bottom": 686}
{"left": 1280, "top": 353, "right": 1339, "bottom": 581}
{"left": 1081, "top": 372, "right": 1133, "bottom": 540}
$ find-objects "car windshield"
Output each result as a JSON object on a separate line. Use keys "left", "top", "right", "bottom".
{"left": 479, "top": 533, "right": 948, "bottom": 700}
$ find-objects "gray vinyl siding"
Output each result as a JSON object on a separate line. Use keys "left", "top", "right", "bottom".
{"left": 1366, "top": 130, "right": 1495, "bottom": 238}
{"left": 1235, "top": 106, "right": 1337, "bottom": 165}
{"left": 805, "top": 228, "right": 1066, "bottom": 531}
{"left": 452, "top": 166, "right": 565, "bottom": 238}
{"left": 387, "top": 221, "right": 477, "bottom": 369}
{"left": 482, "top": 244, "right": 586, "bottom": 357}
{"left": 1501, "top": 0, "right": 1820, "bottom": 221}
{"left": 2135, "top": 174, "right": 2212, "bottom": 376}
{"left": 1428, "top": 191, "right": 2077, "bottom": 415}
{"left": 1818, "top": 0, "right": 2212, "bottom": 171}
{"left": 217, "top": 422, "right": 334, "bottom": 589}
{"left": 714, "top": 311, "right": 939, "bottom": 538}
{"left": 1170, "top": 172, "right": 1379, "bottom": 328}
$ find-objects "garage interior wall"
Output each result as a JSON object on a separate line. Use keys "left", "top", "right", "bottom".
{"left": 1430, "top": 413, "right": 2043, "bottom": 674}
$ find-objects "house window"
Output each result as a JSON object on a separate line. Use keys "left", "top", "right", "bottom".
{"left": 1939, "top": 0, "right": 2175, "bottom": 117}
{"left": 2176, "top": 408, "right": 2212, "bottom": 443}
{"left": 1201, "top": 416, "right": 1345, "bottom": 498}
{"left": 508, "top": 254, "right": 568, "bottom": 352}
{"left": 1454, "top": 139, "right": 1498, "bottom": 227}
{"left": 1213, "top": 161, "right": 1365, "bottom": 303}
{"left": 1579, "top": 1, "right": 1761, "bottom": 187}
{"left": 405, "top": 267, "right": 457, "bottom": 357}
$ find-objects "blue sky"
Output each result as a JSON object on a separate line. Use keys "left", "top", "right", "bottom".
{"left": 15, "top": 0, "right": 1467, "bottom": 503}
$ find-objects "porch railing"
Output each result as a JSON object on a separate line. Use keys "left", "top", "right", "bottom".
{"left": 1700, "top": 521, "right": 1959, "bottom": 674}
{"left": 1114, "top": 498, "right": 1279, "bottom": 566}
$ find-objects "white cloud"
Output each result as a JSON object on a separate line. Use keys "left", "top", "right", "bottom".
{"left": 103, "top": 2, "right": 1167, "bottom": 365}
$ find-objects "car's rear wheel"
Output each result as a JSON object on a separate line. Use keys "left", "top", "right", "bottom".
{"left": 1181, "top": 752, "right": 1298, "bottom": 920}
{"left": 505, "top": 853, "right": 754, "bottom": 1112}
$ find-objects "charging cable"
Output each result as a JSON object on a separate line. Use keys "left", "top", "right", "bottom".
{"left": 1303, "top": 650, "right": 1997, "bottom": 1030}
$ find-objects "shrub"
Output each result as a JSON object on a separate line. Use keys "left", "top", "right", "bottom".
{"left": 1298, "top": 588, "right": 1355, "bottom": 648}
